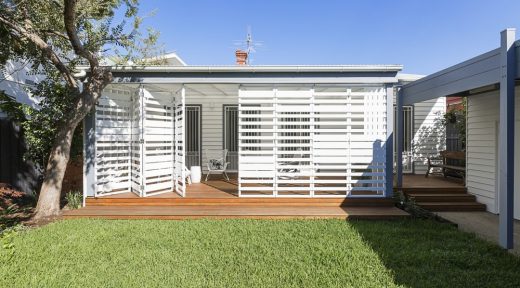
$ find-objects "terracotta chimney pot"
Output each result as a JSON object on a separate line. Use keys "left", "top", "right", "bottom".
{"left": 235, "top": 49, "right": 248, "bottom": 65}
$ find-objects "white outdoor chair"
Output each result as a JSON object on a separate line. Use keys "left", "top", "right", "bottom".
{"left": 205, "top": 149, "right": 230, "bottom": 181}
{"left": 184, "top": 166, "right": 192, "bottom": 185}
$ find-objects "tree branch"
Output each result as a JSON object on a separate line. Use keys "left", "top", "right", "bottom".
{"left": 0, "top": 15, "right": 78, "bottom": 89}
{"left": 63, "top": 0, "right": 98, "bottom": 68}
{"left": 41, "top": 30, "right": 70, "bottom": 41}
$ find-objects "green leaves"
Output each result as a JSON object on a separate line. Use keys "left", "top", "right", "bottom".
{"left": 0, "top": 0, "right": 163, "bottom": 175}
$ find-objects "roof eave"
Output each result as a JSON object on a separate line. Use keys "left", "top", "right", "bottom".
{"left": 78, "top": 64, "right": 403, "bottom": 73}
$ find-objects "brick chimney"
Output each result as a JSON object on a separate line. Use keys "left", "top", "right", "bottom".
{"left": 235, "top": 49, "right": 248, "bottom": 65}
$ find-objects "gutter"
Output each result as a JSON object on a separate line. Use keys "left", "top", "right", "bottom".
{"left": 77, "top": 65, "right": 403, "bottom": 74}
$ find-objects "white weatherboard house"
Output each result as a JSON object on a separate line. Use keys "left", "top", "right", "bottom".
{"left": 83, "top": 51, "right": 447, "bottom": 201}
{"left": 397, "top": 29, "right": 520, "bottom": 249}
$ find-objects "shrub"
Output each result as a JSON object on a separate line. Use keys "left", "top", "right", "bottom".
{"left": 0, "top": 184, "right": 34, "bottom": 227}
{"left": 65, "top": 191, "right": 82, "bottom": 209}
{"left": 0, "top": 184, "right": 34, "bottom": 209}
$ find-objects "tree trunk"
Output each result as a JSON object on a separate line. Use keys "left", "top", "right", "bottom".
{"left": 33, "top": 121, "right": 78, "bottom": 219}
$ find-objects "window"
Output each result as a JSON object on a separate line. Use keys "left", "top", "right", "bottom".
{"left": 394, "top": 105, "right": 414, "bottom": 173}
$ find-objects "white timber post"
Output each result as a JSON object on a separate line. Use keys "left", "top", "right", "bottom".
{"left": 396, "top": 87, "right": 404, "bottom": 189}
{"left": 181, "top": 85, "right": 186, "bottom": 197}
{"left": 310, "top": 86, "right": 315, "bottom": 197}
{"left": 139, "top": 84, "right": 145, "bottom": 197}
{"left": 273, "top": 86, "right": 278, "bottom": 197}
{"left": 385, "top": 85, "right": 394, "bottom": 197}
{"left": 498, "top": 28, "right": 516, "bottom": 249}
{"left": 237, "top": 85, "right": 242, "bottom": 197}
{"left": 346, "top": 88, "right": 352, "bottom": 196}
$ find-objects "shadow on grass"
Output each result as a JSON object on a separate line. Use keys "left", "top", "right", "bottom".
{"left": 349, "top": 219, "right": 520, "bottom": 288}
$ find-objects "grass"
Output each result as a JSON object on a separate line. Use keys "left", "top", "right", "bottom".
{"left": 1, "top": 219, "right": 519, "bottom": 288}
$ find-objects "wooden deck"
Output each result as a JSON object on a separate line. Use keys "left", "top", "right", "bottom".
{"left": 63, "top": 179, "right": 409, "bottom": 220}
{"left": 63, "top": 206, "right": 408, "bottom": 220}
{"left": 400, "top": 174, "right": 464, "bottom": 188}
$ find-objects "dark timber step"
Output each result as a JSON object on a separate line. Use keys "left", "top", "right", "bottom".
{"left": 398, "top": 187, "right": 468, "bottom": 194}
{"left": 400, "top": 186, "right": 486, "bottom": 212}
{"left": 407, "top": 193, "right": 476, "bottom": 202}
{"left": 415, "top": 202, "right": 487, "bottom": 212}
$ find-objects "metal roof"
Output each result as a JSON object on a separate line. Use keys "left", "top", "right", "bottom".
{"left": 91, "top": 64, "right": 403, "bottom": 73}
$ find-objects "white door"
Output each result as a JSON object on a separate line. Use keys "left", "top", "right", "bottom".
{"left": 393, "top": 106, "right": 413, "bottom": 173}
{"left": 185, "top": 105, "right": 201, "bottom": 169}
{"left": 224, "top": 105, "right": 239, "bottom": 171}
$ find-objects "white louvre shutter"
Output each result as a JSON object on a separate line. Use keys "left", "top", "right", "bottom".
{"left": 141, "top": 88, "right": 175, "bottom": 196}
{"left": 94, "top": 88, "right": 133, "bottom": 196}
{"left": 238, "top": 87, "right": 276, "bottom": 196}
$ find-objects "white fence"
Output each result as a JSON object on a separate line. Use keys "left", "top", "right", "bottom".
{"left": 238, "top": 86, "right": 388, "bottom": 197}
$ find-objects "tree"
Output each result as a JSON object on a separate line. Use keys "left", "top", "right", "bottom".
{"left": 0, "top": 0, "right": 161, "bottom": 219}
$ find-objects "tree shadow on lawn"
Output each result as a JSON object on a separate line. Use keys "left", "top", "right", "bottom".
{"left": 349, "top": 219, "right": 520, "bottom": 288}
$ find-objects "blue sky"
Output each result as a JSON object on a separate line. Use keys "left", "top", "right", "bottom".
{"left": 137, "top": 0, "right": 520, "bottom": 74}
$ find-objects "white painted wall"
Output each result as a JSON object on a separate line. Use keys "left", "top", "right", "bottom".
{"left": 188, "top": 85, "right": 445, "bottom": 176}
{"left": 0, "top": 60, "right": 43, "bottom": 116}
{"left": 184, "top": 85, "right": 238, "bottom": 173}
{"left": 412, "top": 97, "right": 446, "bottom": 174}
{"left": 466, "top": 87, "right": 520, "bottom": 218}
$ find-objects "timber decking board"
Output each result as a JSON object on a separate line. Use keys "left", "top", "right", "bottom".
{"left": 85, "top": 197, "right": 395, "bottom": 207}
{"left": 63, "top": 205, "right": 409, "bottom": 220}
{"left": 399, "top": 174, "right": 464, "bottom": 188}
{"left": 415, "top": 202, "right": 486, "bottom": 212}
{"left": 81, "top": 181, "right": 408, "bottom": 219}
{"left": 406, "top": 193, "right": 476, "bottom": 202}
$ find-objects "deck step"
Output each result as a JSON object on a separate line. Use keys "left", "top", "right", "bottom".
{"left": 414, "top": 202, "right": 486, "bottom": 212}
{"left": 63, "top": 205, "right": 410, "bottom": 220}
{"left": 85, "top": 197, "right": 395, "bottom": 207}
{"left": 407, "top": 193, "right": 476, "bottom": 202}
{"left": 399, "top": 187, "right": 467, "bottom": 194}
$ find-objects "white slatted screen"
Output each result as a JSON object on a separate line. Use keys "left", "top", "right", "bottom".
{"left": 238, "top": 88, "right": 276, "bottom": 196}
{"left": 141, "top": 89, "right": 175, "bottom": 197}
{"left": 94, "top": 89, "right": 133, "bottom": 196}
{"left": 130, "top": 88, "right": 143, "bottom": 195}
{"left": 238, "top": 86, "right": 388, "bottom": 197}
{"left": 95, "top": 86, "right": 183, "bottom": 197}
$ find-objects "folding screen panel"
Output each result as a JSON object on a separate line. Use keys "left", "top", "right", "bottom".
{"left": 130, "top": 88, "right": 143, "bottom": 195}
{"left": 173, "top": 87, "right": 186, "bottom": 197}
{"left": 94, "top": 88, "right": 133, "bottom": 196}
{"left": 95, "top": 86, "right": 182, "bottom": 197}
{"left": 140, "top": 88, "right": 176, "bottom": 197}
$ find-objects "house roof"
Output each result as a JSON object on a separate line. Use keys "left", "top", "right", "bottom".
{"left": 104, "top": 64, "right": 403, "bottom": 73}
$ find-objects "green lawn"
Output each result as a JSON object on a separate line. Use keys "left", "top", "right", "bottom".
{"left": 1, "top": 219, "right": 519, "bottom": 288}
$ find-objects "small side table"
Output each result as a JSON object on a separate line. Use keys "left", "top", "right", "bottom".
{"left": 191, "top": 166, "right": 201, "bottom": 183}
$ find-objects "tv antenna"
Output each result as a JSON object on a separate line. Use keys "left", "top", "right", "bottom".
{"left": 233, "top": 26, "right": 263, "bottom": 64}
